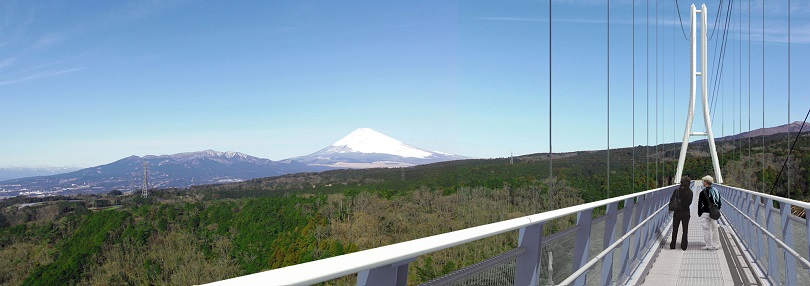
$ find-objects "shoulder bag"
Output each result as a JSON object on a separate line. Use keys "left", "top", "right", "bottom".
{"left": 668, "top": 187, "right": 682, "bottom": 212}
{"left": 703, "top": 189, "right": 721, "bottom": 220}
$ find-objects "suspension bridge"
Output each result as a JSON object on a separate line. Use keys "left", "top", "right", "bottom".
{"left": 203, "top": 0, "right": 806, "bottom": 285}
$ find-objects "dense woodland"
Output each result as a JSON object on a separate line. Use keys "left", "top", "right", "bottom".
{"left": 1, "top": 132, "right": 807, "bottom": 285}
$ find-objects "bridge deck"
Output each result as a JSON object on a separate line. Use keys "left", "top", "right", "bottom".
{"left": 642, "top": 186, "right": 762, "bottom": 286}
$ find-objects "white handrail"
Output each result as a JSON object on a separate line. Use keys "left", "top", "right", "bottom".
{"left": 559, "top": 203, "right": 669, "bottom": 285}
{"left": 718, "top": 183, "right": 810, "bottom": 210}
{"left": 209, "top": 216, "right": 533, "bottom": 285}
{"left": 722, "top": 192, "right": 810, "bottom": 269}
{"left": 205, "top": 185, "right": 676, "bottom": 285}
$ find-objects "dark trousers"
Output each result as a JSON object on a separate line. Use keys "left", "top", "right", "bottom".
{"left": 671, "top": 211, "right": 690, "bottom": 250}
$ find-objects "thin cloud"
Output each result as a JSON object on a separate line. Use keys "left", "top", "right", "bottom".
{"left": 339, "top": 19, "right": 449, "bottom": 36}
{"left": 13, "top": 59, "right": 70, "bottom": 75}
{"left": 472, "top": 16, "right": 635, "bottom": 26}
{"left": 476, "top": 17, "right": 545, "bottom": 23}
{"left": 31, "top": 32, "right": 68, "bottom": 49}
{"left": 0, "top": 67, "right": 85, "bottom": 87}
{"left": 116, "top": 0, "right": 183, "bottom": 19}
{"left": 473, "top": 15, "right": 809, "bottom": 45}
{"left": 0, "top": 57, "right": 16, "bottom": 70}
{"left": 0, "top": 4, "right": 37, "bottom": 48}
{"left": 724, "top": 23, "right": 810, "bottom": 45}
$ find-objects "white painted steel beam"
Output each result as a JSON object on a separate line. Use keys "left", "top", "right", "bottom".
{"left": 700, "top": 3, "right": 724, "bottom": 184}
{"left": 676, "top": 4, "right": 723, "bottom": 183}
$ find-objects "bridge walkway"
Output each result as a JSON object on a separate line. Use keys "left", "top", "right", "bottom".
{"left": 642, "top": 184, "right": 750, "bottom": 286}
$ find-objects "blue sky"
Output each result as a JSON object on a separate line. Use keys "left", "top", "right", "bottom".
{"left": 1, "top": 0, "right": 808, "bottom": 167}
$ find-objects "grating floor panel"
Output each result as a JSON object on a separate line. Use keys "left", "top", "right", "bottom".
{"left": 640, "top": 185, "right": 738, "bottom": 286}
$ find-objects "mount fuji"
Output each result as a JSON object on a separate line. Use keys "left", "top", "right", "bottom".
{"left": 292, "top": 128, "right": 468, "bottom": 168}
{"left": 0, "top": 129, "right": 468, "bottom": 197}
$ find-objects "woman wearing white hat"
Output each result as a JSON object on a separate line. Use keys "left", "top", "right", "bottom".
{"left": 697, "top": 175, "right": 722, "bottom": 250}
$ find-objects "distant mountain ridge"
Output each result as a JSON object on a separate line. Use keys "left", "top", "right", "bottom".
{"left": 6, "top": 122, "right": 800, "bottom": 198}
{"left": 0, "top": 167, "right": 80, "bottom": 181}
{"left": 0, "top": 150, "right": 329, "bottom": 197}
{"left": 710, "top": 121, "right": 806, "bottom": 142}
{"left": 291, "top": 128, "right": 469, "bottom": 168}
{"left": 0, "top": 129, "right": 469, "bottom": 197}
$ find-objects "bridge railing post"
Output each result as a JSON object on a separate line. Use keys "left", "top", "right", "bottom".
{"left": 729, "top": 187, "right": 743, "bottom": 240}
{"left": 633, "top": 194, "right": 650, "bottom": 265}
{"left": 748, "top": 193, "right": 759, "bottom": 261}
{"left": 571, "top": 208, "right": 594, "bottom": 286}
{"left": 514, "top": 222, "right": 544, "bottom": 286}
{"left": 736, "top": 190, "right": 746, "bottom": 246}
{"left": 599, "top": 202, "right": 618, "bottom": 285}
{"left": 733, "top": 188, "right": 753, "bottom": 261}
{"left": 655, "top": 189, "right": 674, "bottom": 232}
{"left": 653, "top": 191, "right": 665, "bottom": 237}
{"left": 780, "top": 202, "right": 797, "bottom": 286}
{"left": 751, "top": 194, "right": 765, "bottom": 265}
{"left": 651, "top": 190, "right": 664, "bottom": 245}
{"left": 647, "top": 191, "right": 660, "bottom": 244}
{"left": 651, "top": 192, "right": 661, "bottom": 236}
{"left": 743, "top": 192, "right": 754, "bottom": 260}
{"left": 642, "top": 193, "right": 653, "bottom": 254}
{"left": 617, "top": 198, "right": 635, "bottom": 282}
{"left": 806, "top": 206, "right": 810, "bottom": 280}
{"left": 765, "top": 198, "right": 778, "bottom": 283}
{"left": 630, "top": 195, "right": 644, "bottom": 265}
{"left": 356, "top": 258, "right": 414, "bottom": 286}
{"left": 723, "top": 186, "right": 733, "bottom": 223}
{"left": 644, "top": 191, "right": 660, "bottom": 254}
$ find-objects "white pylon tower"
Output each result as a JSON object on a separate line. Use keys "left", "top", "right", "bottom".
{"left": 675, "top": 4, "right": 723, "bottom": 184}
{"left": 142, "top": 160, "right": 149, "bottom": 198}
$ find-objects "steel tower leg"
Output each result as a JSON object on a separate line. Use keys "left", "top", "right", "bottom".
{"left": 675, "top": 4, "right": 724, "bottom": 183}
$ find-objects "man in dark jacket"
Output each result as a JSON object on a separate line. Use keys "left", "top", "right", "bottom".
{"left": 671, "top": 176, "right": 693, "bottom": 250}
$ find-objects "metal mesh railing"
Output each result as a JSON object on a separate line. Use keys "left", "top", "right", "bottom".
{"left": 540, "top": 225, "right": 578, "bottom": 284}
{"left": 752, "top": 200, "right": 810, "bottom": 285}
{"left": 559, "top": 200, "right": 670, "bottom": 285}
{"left": 420, "top": 248, "right": 525, "bottom": 286}
{"left": 718, "top": 184, "right": 810, "bottom": 286}
{"left": 427, "top": 195, "right": 671, "bottom": 286}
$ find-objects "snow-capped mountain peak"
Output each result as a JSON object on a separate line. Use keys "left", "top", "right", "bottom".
{"left": 331, "top": 128, "right": 432, "bottom": 158}
{"left": 292, "top": 128, "right": 468, "bottom": 168}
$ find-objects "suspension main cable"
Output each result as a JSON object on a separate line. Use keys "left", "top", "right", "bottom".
{"left": 673, "top": 1, "right": 677, "bottom": 179}
{"left": 674, "top": 0, "right": 689, "bottom": 41}
{"left": 708, "top": 0, "right": 724, "bottom": 41}
{"left": 709, "top": 0, "right": 735, "bottom": 119}
{"left": 768, "top": 110, "right": 808, "bottom": 196}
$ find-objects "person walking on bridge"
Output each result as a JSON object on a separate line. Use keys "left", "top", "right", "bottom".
{"left": 670, "top": 176, "right": 693, "bottom": 250}
{"left": 698, "top": 175, "right": 722, "bottom": 250}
